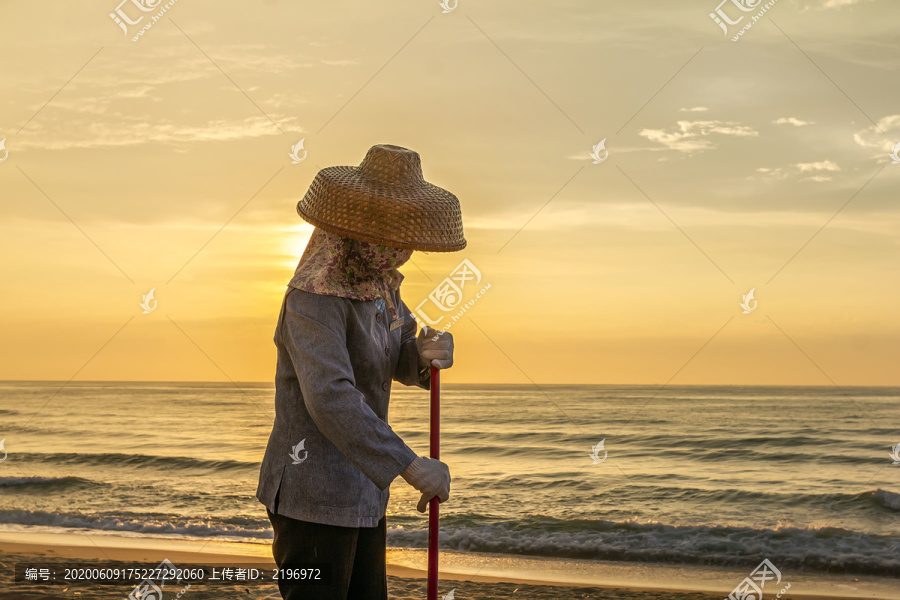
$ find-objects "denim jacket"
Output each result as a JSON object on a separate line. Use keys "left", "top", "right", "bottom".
{"left": 256, "top": 285, "right": 430, "bottom": 528}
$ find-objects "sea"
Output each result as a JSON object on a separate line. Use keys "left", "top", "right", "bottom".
{"left": 1, "top": 381, "right": 898, "bottom": 585}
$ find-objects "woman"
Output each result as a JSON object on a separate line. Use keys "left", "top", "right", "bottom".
{"left": 256, "top": 144, "right": 466, "bottom": 599}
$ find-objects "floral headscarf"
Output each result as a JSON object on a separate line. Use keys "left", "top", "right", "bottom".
{"left": 288, "top": 228, "right": 414, "bottom": 325}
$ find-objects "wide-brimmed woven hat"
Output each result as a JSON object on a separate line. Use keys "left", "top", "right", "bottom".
{"left": 296, "top": 144, "right": 466, "bottom": 252}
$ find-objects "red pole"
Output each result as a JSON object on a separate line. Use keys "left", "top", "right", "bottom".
{"left": 427, "top": 365, "right": 440, "bottom": 600}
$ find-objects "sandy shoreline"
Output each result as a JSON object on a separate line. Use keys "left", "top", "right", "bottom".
{"left": 0, "top": 530, "right": 897, "bottom": 600}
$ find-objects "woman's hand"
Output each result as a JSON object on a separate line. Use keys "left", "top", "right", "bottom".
{"left": 400, "top": 456, "right": 451, "bottom": 513}
{"left": 416, "top": 326, "right": 453, "bottom": 370}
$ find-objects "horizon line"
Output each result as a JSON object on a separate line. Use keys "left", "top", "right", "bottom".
{"left": 1, "top": 379, "right": 898, "bottom": 389}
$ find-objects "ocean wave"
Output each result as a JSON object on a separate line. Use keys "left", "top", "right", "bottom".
{"left": 387, "top": 514, "right": 900, "bottom": 577}
{"left": 646, "top": 486, "right": 900, "bottom": 514}
{"left": 0, "top": 509, "right": 273, "bottom": 540}
{"left": 12, "top": 452, "right": 258, "bottom": 472}
{"left": 870, "top": 488, "right": 900, "bottom": 511}
{"left": 451, "top": 438, "right": 882, "bottom": 465}
{"left": 0, "top": 476, "right": 102, "bottom": 491}
{"left": 464, "top": 481, "right": 900, "bottom": 516}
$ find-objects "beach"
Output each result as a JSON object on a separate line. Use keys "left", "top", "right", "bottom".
{"left": 1, "top": 382, "right": 898, "bottom": 598}
{"left": 2, "top": 531, "right": 898, "bottom": 600}
{"left": 0, "top": 534, "right": 704, "bottom": 600}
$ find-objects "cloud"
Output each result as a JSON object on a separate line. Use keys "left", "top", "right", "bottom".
{"left": 639, "top": 120, "right": 758, "bottom": 153}
{"left": 854, "top": 114, "right": 900, "bottom": 150}
{"left": 796, "top": 160, "right": 841, "bottom": 172}
{"left": 755, "top": 167, "right": 788, "bottom": 180}
{"left": 756, "top": 161, "right": 841, "bottom": 182}
{"left": 15, "top": 115, "right": 296, "bottom": 150}
{"left": 680, "top": 107, "right": 708, "bottom": 112}
{"left": 823, "top": 0, "right": 873, "bottom": 7}
{"left": 773, "top": 117, "right": 814, "bottom": 127}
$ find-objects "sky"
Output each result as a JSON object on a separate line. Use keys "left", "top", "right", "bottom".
{"left": 0, "top": 0, "right": 898, "bottom": 385}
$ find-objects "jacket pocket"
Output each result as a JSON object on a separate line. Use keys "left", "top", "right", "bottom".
{"left": 287, "top": 449, "right": 365, "bottom": 509}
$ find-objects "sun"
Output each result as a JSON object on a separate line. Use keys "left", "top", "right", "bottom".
{"left": 281, "top": 224, "right": 315, "bottom": 269}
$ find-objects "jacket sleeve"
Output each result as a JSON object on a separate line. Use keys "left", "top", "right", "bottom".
{"left": 280, "top": 288, "right": 418, "bottom": 490}
{"left": 393, "top": 294, "right": 431, "bottom": 390}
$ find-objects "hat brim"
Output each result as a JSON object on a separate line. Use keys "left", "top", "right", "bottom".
{"left": 297, "top": 166, "right": 467, "bottom": 252}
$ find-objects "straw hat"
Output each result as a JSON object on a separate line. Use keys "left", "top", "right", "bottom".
{"left": 296, "top": 144, "right": 466, "bottom": 252}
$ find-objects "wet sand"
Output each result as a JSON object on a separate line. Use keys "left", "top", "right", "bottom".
{"left": 0, "top": 531, "right": 896, "bottom": 600}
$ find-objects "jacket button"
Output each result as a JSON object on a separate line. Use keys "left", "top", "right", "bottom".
{"left": 376, "top": 312, "right": 383, "bottom": 321}
{"left": 382, "top": 381, "right": 390, "bottom": 391}
{"left": 384, "top": 346, "right": 391, "bottom": 356}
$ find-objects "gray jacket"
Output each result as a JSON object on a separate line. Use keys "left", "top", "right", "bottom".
{"left": 256, "top": 285, "right": 430, "bottom": 528}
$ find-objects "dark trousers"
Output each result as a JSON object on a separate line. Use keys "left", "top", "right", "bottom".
{"left": 267, "top": 508, "right": 388, "bottom": 600}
